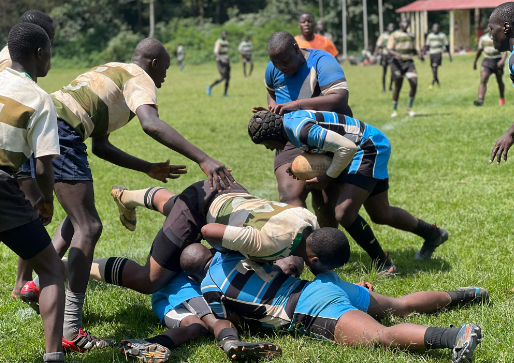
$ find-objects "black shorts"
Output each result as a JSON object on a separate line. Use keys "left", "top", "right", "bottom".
{"left": 150, "top": 180, "right": 249, "bottom": 272}
{"left": 242, "top": 54, "right": 252, "bottom": 62}
{"left": 481, "top": 57, "right": 504, "bottom": 76}
{"left": 341, "top": 171, "right": 389, "bottom": 196}
{"left": 380, "top": 54, "right": 391, "bottom": 66}
{"left": 430, "top": 53, "right": 442, "bottom": 67}
{"left": 217, "top": 60, "right": 231, "bottom": 77}
{"left": 390, "top": 59, "right": 417, "bottom": 79}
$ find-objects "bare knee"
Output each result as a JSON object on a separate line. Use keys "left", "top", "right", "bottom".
{"left": 78, "top": 219, "right": 103, "bottom": 243}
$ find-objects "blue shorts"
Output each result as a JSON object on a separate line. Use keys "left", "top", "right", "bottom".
{"left": 290, "top": 271, "right": 370, "bottom": 341}
{"left": 20, "top": 119, "right": 93, "bottom": 182}
{"left": 348, "top": 126, "right": 390, "bottom": 180}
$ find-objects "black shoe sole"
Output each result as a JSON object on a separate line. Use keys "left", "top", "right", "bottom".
{"left": 225, "top": 342, "right": 282, "bottom": 361}
{"left": 119, "top": 340, "right": 170, "bottom": 362}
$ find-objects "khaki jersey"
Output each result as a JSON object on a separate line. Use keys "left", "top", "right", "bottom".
{"left": 207, "top": 193, "right": 320, "bottom": 261}
{"left": 214, "top": 38, "right": 229, "bottom": 61}
{"left": 238, "top": 41, "right": 253, "bottom": 55}
{"left": 387, "top": 30, "right": 416, "bottom": 61}
{"left": 478, "top": 33, "right": 501, "bottom": 59}
{"left": 51, "top": 62, "right": 157, "bottom": 141}
{"left": 0, "top": 46, "right": 12, "bottom": 73}
{"left": 0, "top": 68, "right": 59, "bottom": 171}
{"left": 426, "top": 32, "right": 448, "bottom": 54}
{"left": 376, "top": 32, "right": 390, "bottom": 55}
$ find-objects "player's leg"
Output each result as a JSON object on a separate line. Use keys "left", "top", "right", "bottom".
{"left": 223, "top": 64, "right": 231, "bottom": 96}
{"left": 249, "top": 57, "right": 254, "bottom": 76}
{"left": 275, "top": 164, "right": 308, "bottom": 207}
{"left": 496, "top": 69, "right": 506, "bottom": 105}
{"left": 208, "top": 61, "right": 226, "bottom": 94}
{"left": 242, "top": 59, "right": 247, "bottom": 77}
{"left": 311, "top": 183, "right": 340, "bottom": 228}
{"left": 382, "top": 63, "right": 388, "bottom": 93}
{"left": 391, "top": 74, "right": 403, "bottom": 117}
{"left": 432, "top": 65, "right": 439, "bottom": 86}
{"left": 406, "top": 74, "right": 418, "bottom": 116}
{"left": 475, "top": 68, "right": 491, "bottom": 106}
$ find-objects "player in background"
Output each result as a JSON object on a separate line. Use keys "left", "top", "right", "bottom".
{"left": 473, "top": 30, "right": 507, "bottom": 106}
{"left": 207, "top": 30, "right": 230, "bottom": 97}
{"left": 487, "top": 2, "right": 514, "bottom": 163}
{"left": 176, "top": 43, "right": 185, "bottom": 72}
{"left": 249, "top": 110, "right": 449, "bottom": 274}
{"left": 387, "top": 17, "right": 424, "bottom": 118}
{"left": 423, "top": 23, "right": 452, "bottom": 90}
{"left": 295, "top": 12, "right": 339, "bottom": 57}
{"left": 0, "top": 23, "right": 66, "bottom": 363}
{"left": 374, "top": 23, "right": 395, "bottom": 93}
{"left": 255, "top": 30, "right": 351, "bottom": 231}
{"left": 17, "top": 38, "right": 235, "bottom": 353}
{"left": 238, "top": 35, "right": 253, "bottom": 77}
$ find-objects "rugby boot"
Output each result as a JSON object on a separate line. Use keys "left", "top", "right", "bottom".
{"left": 406, "top": 108, "right": 417, "bottom": 117}
{"left": 62, "top": 328, "right": 114, "bottom": 353}
{"left": 111, "top": 185, "right": 137, "bottom": 231}
{"left": 220, "top": 339, "right": 282, "bottom": 361}
{"left": 415, "top": 226, "right": 449, "bottom": 260}
{"left": 377, "top": 255, "right": 397, "bottom": 277}
{"left": 473, "top": 99, "right": 484, "bottom": 106}
{"left": 499, "top": 98, "right": 506, "bottom": 106}
{"left": 20, "top": 280, "right": 40, "bottom": 314}
{"left": 391, "top": 111, "right": 398, "bottom": 118}
{"left": 206, "top": 86, "right": 211, "bottom": 96}
{"left": 118, "top": 339, "right": 171, "bottom": 363}
{"left": 452, "top": 323, "right": 482, "bottom": 363}
{"left": 450, "top": 287, "right": 489, "bottom": 307}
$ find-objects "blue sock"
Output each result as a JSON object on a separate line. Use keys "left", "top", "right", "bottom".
{"left": 392, "top": 101, "right": 398, "bottom": 111}
{"left": 407, "top": 97, "right": 415, "bottom": 109}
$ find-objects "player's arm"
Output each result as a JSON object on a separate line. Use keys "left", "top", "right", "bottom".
{"left": 33, "top": 155, "right": 55, "bottom": 226}
{"left": 499, "top": 51, "right": 508, "bottom": 67}
{"left": 136, "top": 104, "right": 234, "bottom": 191}
{"left": 202, "top": 223, "right": 264, "bottom": 256}
{"left": 386, "top": 34, "right": 399, "bottom": 58}
{"left": 446, "top": 45, "right": 453, "bottom": 61}
{"left": 373, "top": 35, "right": 382, "bottom": 56}
{"left": 474, "top": 47, "right": 483, "bottom": 70}
{"left": 490, "top": 124, "right": 514, "bottom": 165}
{"left": 91, "top": 134, "right": 186, "bottom": 183}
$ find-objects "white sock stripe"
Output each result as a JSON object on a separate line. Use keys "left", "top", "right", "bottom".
{"left": 111, "top": 257, "right": 125, "bottom": 286}
{"left": 144, "top": 187, "right": 164, "bottom": 210}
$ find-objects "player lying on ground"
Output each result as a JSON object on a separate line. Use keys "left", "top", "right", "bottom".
{"left": 16, "top": 37, "right": 236, "bottom": 352}
{"left": 0, "top": 23, "right": 66, "bottom": 363}
{"left": 188, "top": 244, "right": 488, "bottom": 363}
{"left": 248, "top": 110, "right": 448, "bottom": 275}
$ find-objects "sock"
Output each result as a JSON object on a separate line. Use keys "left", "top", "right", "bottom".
{"left": 344, "top": 215, "right": 388, "bottom": 265}
{"left": 392, "top": 101, "right": 398, "bottom": 111}
{"left": 121, "top": 187, "right": 164, "bottom": 210}
{"left": 63, "top": 291, "right": 85, "bottom": 341}
{"left": 90, "top": 257, "right": 128, "bottom": 286}
{"left": 446, "top": 289, "right": 486, "bottom": 307}
{"left": 43, "top": 352, "right": 65, "bottom": 363}
{"left": 146, "top": 334, "right": 175, "bottom": 349}
{"left": 407, "top": 96, "right": 415, "bottom": 109}
{"left": 413, "top": 219, "right": 438, "bottom": 240}
{"left": 424, "top": 326, "right": 460, "bottom": 350}
{"left": 218, "top": 327, "right": 239, "bottom": 343}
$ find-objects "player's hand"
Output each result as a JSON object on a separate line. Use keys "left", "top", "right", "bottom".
{"left": 199, "top": 157, "right": 235, "bottom": 192}
{"left": 490, "top": 128, "right": 514, "bottom": 164}
{"left": 270, "top": 101, "right": 299, "bottom": 115}
{"left": 306, "top": 174, "right": 333, "bottom": 190}
{"left": 252, "top": 106, "right": 269, "bottom": 113}
{"left": 286, "top": 164, "right": 299, "bottom": 180}
{"left": 355, "top": 281, "right": 374, "bottom": 291}
{"left": 34, "top": 196, "right": 54, "bottom": 226}
{"left": 147, "top": 160, "right": 187, "bottom": 183}
{"left": 498, "top": 59, "right": 505, "bottom": 68}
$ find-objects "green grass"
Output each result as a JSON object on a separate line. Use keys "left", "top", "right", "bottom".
{"left": 2, "top": 54, "right": 514, "bottom": 362}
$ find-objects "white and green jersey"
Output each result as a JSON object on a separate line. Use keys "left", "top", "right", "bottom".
{"left": 387, "top": 30, "right": 416, "bottom": 61}
{"left": 478, "top": 33, "right": 501, "bottom": 59}
{"left": 51, "top": 62, "right": 157, "bottom": 141}
{"left": 207, "top": 192, "right": 319, "bottom": 261}
{"left": 214, "top": 38, "right": 229, "bottom": 61}
{"left": 238, "top": 41, "right": 253, "bottom": 55}
{"left": 425, "top": 32, "right": 448, "bottom": 54}
{"left": 376, "top": 32, "right": 390, "bottom": 55}
{"left": 0, "top": 45, "right": 11, "bottom": 72}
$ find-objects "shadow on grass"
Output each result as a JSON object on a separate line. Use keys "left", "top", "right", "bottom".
{"left": 413, "top": 112, "right": 453, "bottom": 117}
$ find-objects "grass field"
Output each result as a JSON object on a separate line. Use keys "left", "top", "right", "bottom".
{"left": 1, "top": 54, "right": 514, "bottom": 363}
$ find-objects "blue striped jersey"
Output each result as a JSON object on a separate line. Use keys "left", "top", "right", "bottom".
{"left": 201, "top": 252, "right": 309, "bottom": 329}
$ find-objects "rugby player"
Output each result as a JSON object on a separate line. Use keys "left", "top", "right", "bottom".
{"left": 196, "top": 244, "right": 486, "bottom": 363}
{"left": 17, "top": 38, "right": 234, "bottom": 352}
{"left": 207, "top": 30, "right": 230, "bottom": 97}
{"left": 248, "top": 110, "right": 449, "bottom": 274}
{"left": 387, "top": 17, "right": 424, "bottom": 118}
{"left": 473, "top": 30, "right": 507, "bottom": 106}
{"left": 423, "top": 23, "right": 452, "bottom": 90}
{"left": 374, "top": 23, "right": 395, "bottom": 93}
{"left": 176, "top": 43, "right": 185, "bottom": 72}
{"left": 294, "top": 12, "right": 339, "bottom": 57}
{"left": 254, "top": 30, "right": 351, "bottom": 231}
{"left": 238, "top": 35, "right": 253, "bottom": 77}
{"left": 0, "top": 23, "right": 66, "bottom": 363}
{"left": 487, "top": 2, "right": 514, "bottom": 163}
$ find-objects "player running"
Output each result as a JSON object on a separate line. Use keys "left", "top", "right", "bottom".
{"left": 196, "top": 245, "right": 486, "bottom": 363}
{"left": 387, "top": 17, "right": 424, "bottom": 118}
{"left": 176, "top": 43, "right": 185, "bottom": 72}
{"left": 294, "top": 12, "right": 339, "bottom": 57}
{"left": 17, "top": 38, "right": 234, "bottom": 353}
{"left": 207, "top": 30, "right": 230, "bottom": 97}
{"left": 0, "top": 23, "right": 66, "bottom": 363}
{"left": 374, "top": 23, "right": 395, "bottom": 93}
{"left": 423, "top": 23, "right": 452, "bottom": 89}
{"left": 473, "top": 30, "right": 507, "bottom": 106}
{"left": 238, "top": 35, "right": 253, "bottom": 77}
{"left": 248, "top": 110, "right": 449, "bottom": 274}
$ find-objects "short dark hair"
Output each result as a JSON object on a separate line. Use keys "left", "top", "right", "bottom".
{"left": 267, "top": 31, "right": 297, "bottom": 53}
{"left": 18, "top": 10, "right": 54, "bottom": 40}
{"left": 248, "top": 111, "right": 287, "bottom": 145}
{"left": 134, "top": 38, "right": 168, "bottom": 60}
{"left": 8, "top": 23, "right": 50, "bottom": 62}
{"left": 492, "top": 2, "right": 514, "bottom": 24}
{"left": 308, "top": 228, "right": 350, "bottom": 270}
{"left": 299, "top": 12, "right": 315, "bottom": 21}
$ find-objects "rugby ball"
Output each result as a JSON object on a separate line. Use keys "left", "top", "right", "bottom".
{"left": 291, "top": 153, "right": 332, "bottom": 181}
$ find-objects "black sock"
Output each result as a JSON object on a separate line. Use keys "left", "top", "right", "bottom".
{"left": 104, "top": 257, "right": 129, "bottom": 286}
{"left": 218, "top": 327, "right": 239, "bottom": 343}
{"left": 413, "top": 219, "right": 437, "bottom": 240}
{"left": 424, "top": 327, "right": 460, "bottom": 350}
{"left": 146, "top": 334, "right": 175, "bottom": 349}
{"left": 446, "top": 289, "right": 487, "bottom": 307}
{"left": 345, "top": 215, "right": 388, "bottom": 265}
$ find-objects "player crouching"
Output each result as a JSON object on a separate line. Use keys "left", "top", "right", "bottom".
{"left": 249, "top": 110, "right": 448, "bottom": 275}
